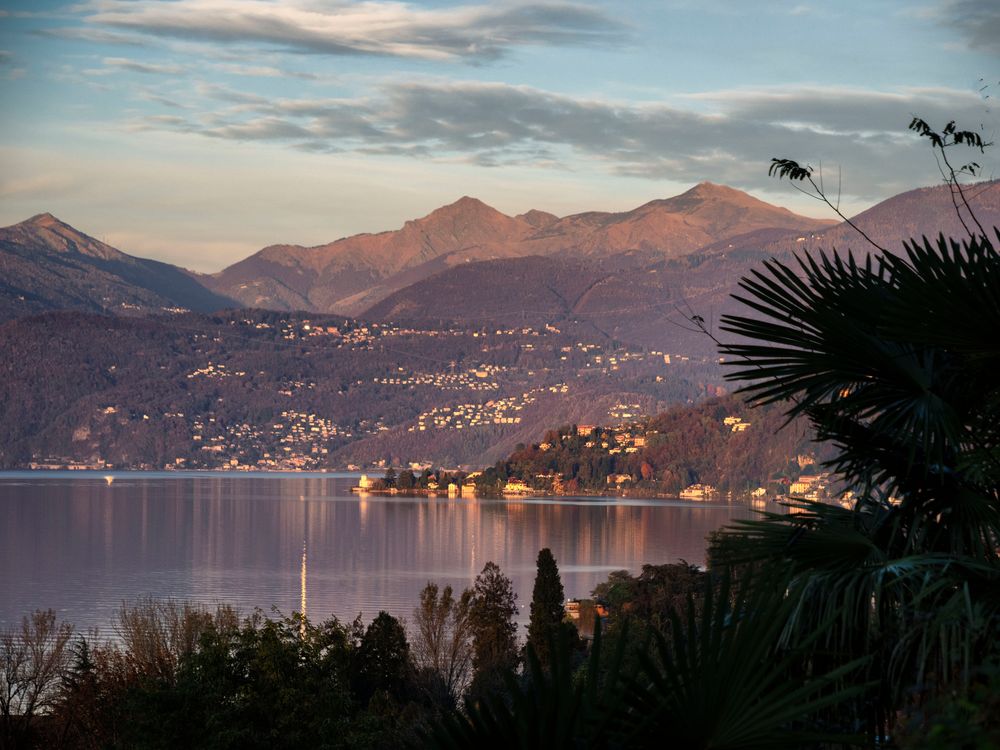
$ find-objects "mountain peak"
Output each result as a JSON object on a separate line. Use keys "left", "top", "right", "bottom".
{"left": 428, "top": 195, "right": 500, "bottom": 217}
{"left": 518, "top": 208, "right": 560, "bottom": 229}
{"left": 2, "top": 213, "right": 125, "bottom": 261}
{"left": 25, "top": 212, "right": 69, "bottom": 229}
{"left": 21, "top": 212, "right": 89, "bottom": 235}
{"left": 682, "top": 182, "right": 749, "bottom": 200}
{"left": 454, "top": 195, "right": 487, "bottom": 206}
{"left": 28, "top": 211, "right": 58, "bottom": 223}
{"left": 416, "top": 196, "right": 521, "bottom": 232}
{"left": 646, "top": 182, "right": 789, "bottom": 216}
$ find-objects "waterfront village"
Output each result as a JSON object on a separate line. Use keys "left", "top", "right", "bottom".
{"left": 348, "top": 410, "right": 850, "bottom": 509}
{"left": 31, "top": 406, "right": 845, "bottom": 510}
{"left": 22, "top": 313, "right": 848, "bottom": 507}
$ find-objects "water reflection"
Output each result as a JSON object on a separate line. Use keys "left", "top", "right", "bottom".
{"left": 0, "top": 473, "right": 761, "bottom": 632}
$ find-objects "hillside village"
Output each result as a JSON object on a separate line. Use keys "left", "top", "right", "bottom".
{"left": 6, "top": 309, "right": 727, "bottom": 472}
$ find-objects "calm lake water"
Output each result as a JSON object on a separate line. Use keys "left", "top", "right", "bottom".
{"left": 0, "top": 472, "right": 763, "bottom": 632}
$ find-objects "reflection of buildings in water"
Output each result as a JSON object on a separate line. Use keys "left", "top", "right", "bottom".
{"left": 358, "top": 498, "right": 368, "bottom": 532}
{"left": 0, "top": 477, "right": 757, "bottom": 634}
{"left": 300, "top": 539, "right": 307, "bottom": 635}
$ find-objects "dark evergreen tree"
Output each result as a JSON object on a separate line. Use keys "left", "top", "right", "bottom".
{"left": 526, "top": 548, "right": 566, "bottom": 668}
{"left": 397, "top": 469, "right": 415, "bottom": 490}
{"left": 468, "top": 562, "right": 517, "bottom": 697}
{"left": 354, "top": 611, "right": 412, "bottom": 703}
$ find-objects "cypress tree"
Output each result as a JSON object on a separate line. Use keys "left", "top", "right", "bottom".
{"left": 527, "top": 547, "right": 566, "bottom": 667}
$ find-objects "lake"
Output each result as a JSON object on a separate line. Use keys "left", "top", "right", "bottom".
{"left": 0, "top": 471, "right": 764, "bottom": 633}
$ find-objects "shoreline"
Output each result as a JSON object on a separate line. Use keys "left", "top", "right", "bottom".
{"left": 351, "top": 485, "right": 749, "bottom": 503}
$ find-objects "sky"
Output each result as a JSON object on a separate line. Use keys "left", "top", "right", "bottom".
{"left": 0, "top": 0, "right": 998, "bottom": 272}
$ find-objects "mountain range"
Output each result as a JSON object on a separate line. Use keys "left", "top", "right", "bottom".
{"left": 203, "top": 182, "right": 835, "bottom": 315}
{"left": 3, "top": 179, "right": 999, "bottom": 469}
{"left": 362, "top": 180, "right": 1000, "bottom": 353}
{"left": 4, "top": 180, "right": 998, "bottom": 332}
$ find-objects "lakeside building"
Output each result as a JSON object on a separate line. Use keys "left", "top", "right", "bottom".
{"left": 679, "top": 484, "right": 718, "bottom": 500}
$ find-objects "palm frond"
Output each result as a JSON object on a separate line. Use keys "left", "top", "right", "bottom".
{"left": 620, "top": 571, "right": 870, "bottom": 749}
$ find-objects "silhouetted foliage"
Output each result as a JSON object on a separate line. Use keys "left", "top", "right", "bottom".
{"left": 526, "top": 548, "right": 572, "bottom": 668}
{"left": 36, "top": 602, "right": 445, "bottom": 749}
{"left": 354, "top": 611, "right": 412, "bottom": 704}
{"left": 412, "top": 583, "right": 474, "bottom": 702}
{"left": 468, "top": 562, "right": 518, "bottom": 699}
{"left": 0, "top": 610, "right": 73, "bottom": 749}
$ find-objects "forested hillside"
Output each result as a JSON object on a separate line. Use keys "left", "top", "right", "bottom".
{"left": 475, "top": 394, "right": 830, "bottom": 495}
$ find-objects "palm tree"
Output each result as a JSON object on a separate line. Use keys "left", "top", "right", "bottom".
{"left": 712, "top": 229, "right": 1000, "bottom": 736}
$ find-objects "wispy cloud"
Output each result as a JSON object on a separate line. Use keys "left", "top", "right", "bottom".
{"left": 129, "top": 79, "right": 993, "bottom": 200}
{"left": 0, "top": 49, "right": 26, "bottom": 80}
{"left": 102, "top": 56, "right": 186, "bottom": 75}
{"left": 75, "top": 0, "right": 629, "bottom": 62}
{"left": 211, "top": 62, "right": 317, "bottom": 80}
{"left": 194, "top": 81, "right": 270, "bottom": 106}
{"left": 35, "top": 26, "right": 150, "bottom": 46}
{"left": 136, "top": 89, "right": 192, "bottom": 109}
{"left": 941, "top": 0, "right": 1000, "bottom": 56}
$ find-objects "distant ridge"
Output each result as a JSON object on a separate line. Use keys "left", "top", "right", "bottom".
{"left": 361, "top": 179, "right": 1000, "bottom": 354}
{"left": 206, "top": 183, "right": 834, "bottom": 315}
{"left": 0, "top": 214, "right": 235, "bottom": 320}
{"left": 767, "top": 179, "right": 1000, "bottom": 255}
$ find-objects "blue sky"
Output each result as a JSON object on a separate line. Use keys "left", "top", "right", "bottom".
{"left": 0, "top": 0, "right": 997, "bottom": 270}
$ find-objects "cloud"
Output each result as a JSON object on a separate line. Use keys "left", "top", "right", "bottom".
{"left": 136, "top": 90, "right": 191, "bottom": 109}
{"left": 0, "top": 50, "right": 26, "bottom": 79}
{"left": 132, "top": 79, "right": 995, "bottom": 201}
{"left": 103, "top": 56, "right": 186, "bottom": 74}
{"left": 195, "top": 81, "right": 271, "bottom": 106}
{"left": 76, "top": 0, "right": 628, "bottom": 62}
{"left": 36, "top": 26, "right": 149, "bottom": 46}
{"left": 211, "top": 63, "right": 317, "bottom": 79}
{"left": 943, "top": 0, "right": 1000, "bottom": 56}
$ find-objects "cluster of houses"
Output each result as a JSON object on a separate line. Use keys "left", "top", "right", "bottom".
{"left": 178, "top": 409, "right": 386, "bottom": 470}
{"left": 788, "top": 472, "right": 836, "bottom": 501}
{"left": 471, "top": 326, "right": 542, "bottom": 338}
{"left": 722, "top": 415, "right": 751, "bottom": 432}
{"left": 241, "top": 317, "right": 466, "bottom": 347}
{"left": 608, "top": 402, "right": 644, "bottom": 420}
{"left": 373, "top": 364, "right": 504, "bottom": 392}
{"left": 277, "top": 379, "right": 316, "bottom": 396}
{"left": 679, "top": 484, "right": 719, "bottom": 500}
{"left": 186, "top": 362, "right": 247, "bottom": 380}
{"left": 537, "top": 340, "right": 708, "bottom": 377}
{"left": 409, "top": 383, "right": 569, "bottom": 432}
